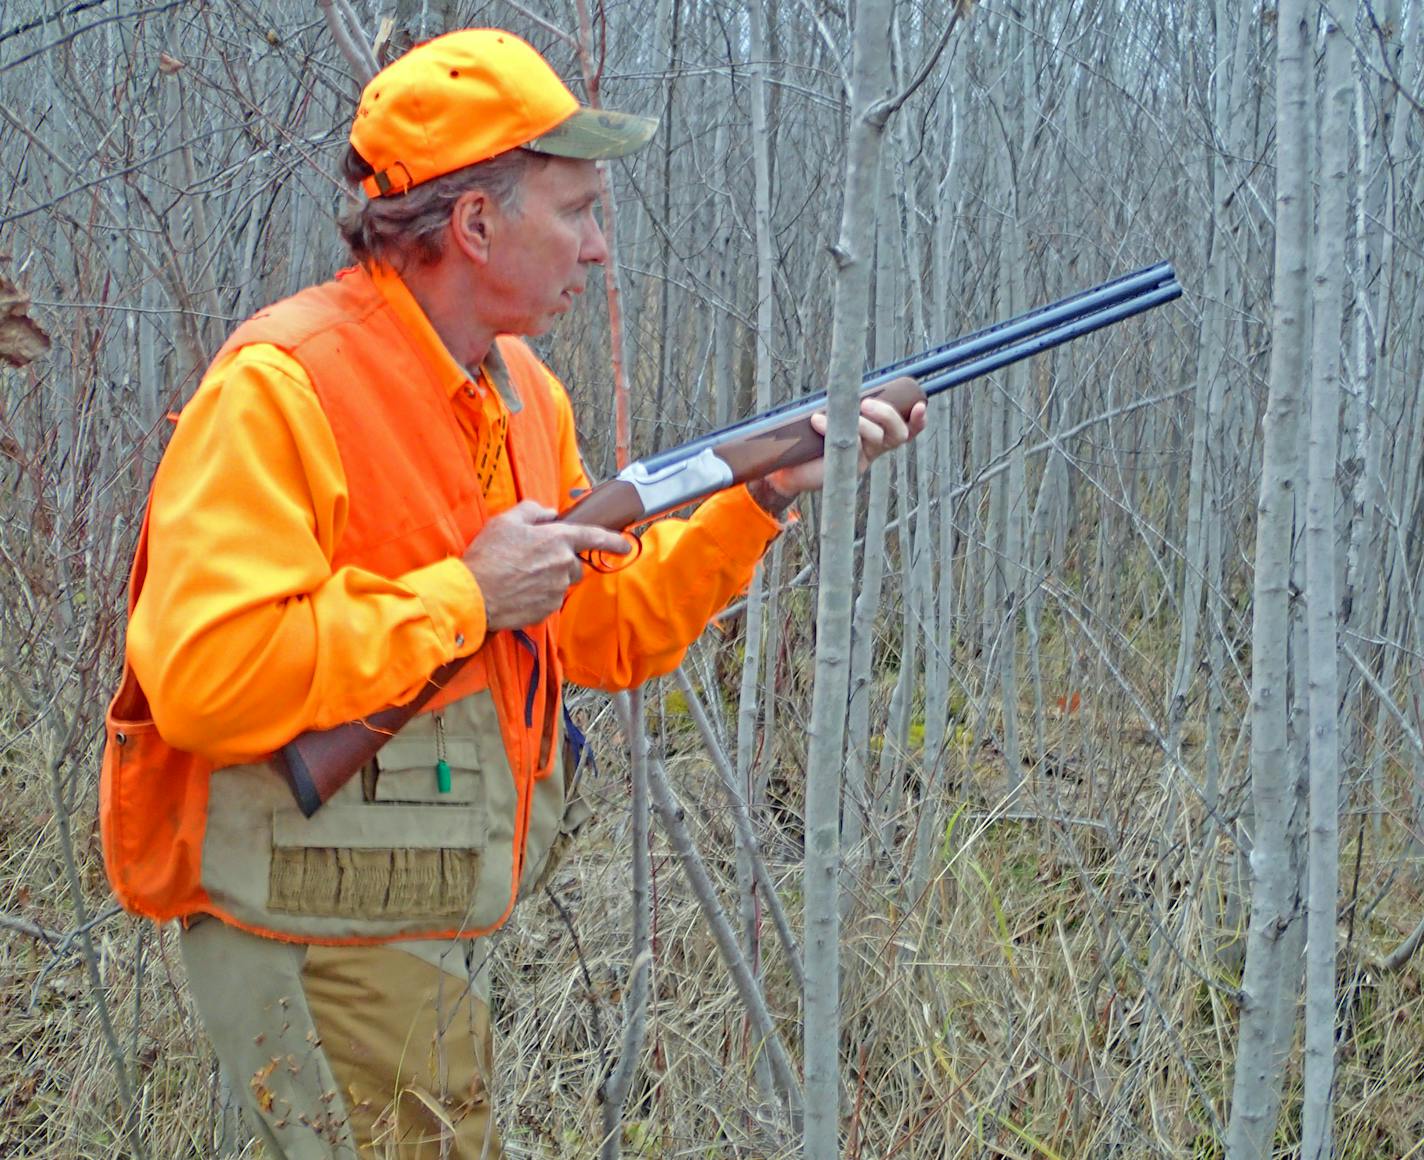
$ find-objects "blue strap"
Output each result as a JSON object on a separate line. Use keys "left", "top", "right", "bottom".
{"left": 512, "top": 629, "right": 540, "bottom": 727}
{"left": 562, "top": 703, "right": 595, "bottom": 784}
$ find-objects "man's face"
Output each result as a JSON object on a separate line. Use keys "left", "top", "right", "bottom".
{"left": 474, "top": 156, "right": 608, "bottom": 338}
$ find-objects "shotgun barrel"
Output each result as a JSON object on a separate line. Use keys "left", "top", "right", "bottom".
{"left": 559, "top": 262, "right": 1181, "bottom": 531}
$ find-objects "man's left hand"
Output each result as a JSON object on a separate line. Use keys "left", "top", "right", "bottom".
{"left": 751, "top": 396, "right": 929, "bottom": 514}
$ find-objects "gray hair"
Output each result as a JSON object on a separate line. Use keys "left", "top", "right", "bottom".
{"left": 337, "top": 147, "right": 547, "bottom": 267}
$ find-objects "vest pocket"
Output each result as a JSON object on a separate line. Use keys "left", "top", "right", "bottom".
{"left": 373, "top": 729, "right": 482, "bottom": 804}
{"left": 267, "top": 802, "right": 485, "bottom": 920}
{"left": 101, "top": 686, "right": 215, "bottom": 924}
{"left": 199, "top": 694, "right": 520, "bottom": 938}
{"left": 369, "top": 708, "right": 490, "bottom": 801}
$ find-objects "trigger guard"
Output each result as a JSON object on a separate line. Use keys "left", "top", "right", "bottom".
{"left": 582, "top": 530, "right": 643, "bottom": 574}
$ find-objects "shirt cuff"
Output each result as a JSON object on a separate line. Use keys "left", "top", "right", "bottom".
{"left": 403, "top": 557, "right": 487, "bottom": 658}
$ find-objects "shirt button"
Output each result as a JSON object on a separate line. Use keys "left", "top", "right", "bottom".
{"left": 454, "top": 633, "right": 465, "bottom": 648}
{"left": 465, "top": 385, "right": 477, "bottom": 397}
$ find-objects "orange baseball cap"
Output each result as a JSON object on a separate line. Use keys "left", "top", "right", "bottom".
{"left": 350, "top": 28, "right": 657, "bottom": 198}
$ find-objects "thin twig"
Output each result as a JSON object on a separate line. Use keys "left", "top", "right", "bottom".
{"left": 643, "top": 747, "right": 804, "bottom": 1120}
{"left": 871, "top": 9, "right": 963, "bottom": 125}
{"left": 0, "top": 0, "right": 107, "bottom": 47}
{"left": 494, "top": 0, "right": 576, "bottom": 47}
{"left": 1342, "top": 641, "right": 1424, "bottom": 760}
{"left": 0, "top": 0, "right": 191, "bottom": 75}
{"left": 672, "top": 666, "right": 805, "bottom": 991}
{"left": 0, "top": 910, "right": 57, "bottom": 942}
{"left": 600, "top": 690, "right": 653, "bottom": 1159}
{"left": 545, "top": 884, "right": 608, "bottom": 1066}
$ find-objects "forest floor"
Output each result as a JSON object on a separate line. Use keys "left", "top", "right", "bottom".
{"left": 4, "top": 683, "right": 1424, "bottom": 1159}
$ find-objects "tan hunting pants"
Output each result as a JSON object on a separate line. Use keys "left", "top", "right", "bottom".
{"left": 180, "top": 917, "right": 501, "bottom": 1159}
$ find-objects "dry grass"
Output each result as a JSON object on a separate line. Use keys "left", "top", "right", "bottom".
{"left": 5, "top": 663, "right": 1424, "bottom": 1159}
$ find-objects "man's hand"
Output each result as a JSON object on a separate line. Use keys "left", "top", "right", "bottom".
{"left": 751, "top": 396, "right": 929, "bottom": 514}
{"left": 462, "top": 501, "right": 631, "bottom": 631}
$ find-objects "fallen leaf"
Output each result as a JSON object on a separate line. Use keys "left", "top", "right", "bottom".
{"left": 0, "top": 277, "right": 50, "bottom": 368}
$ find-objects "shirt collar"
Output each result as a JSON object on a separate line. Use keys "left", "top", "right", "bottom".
{"left": 367, "top": 261, "right": 476, "bottom": 400}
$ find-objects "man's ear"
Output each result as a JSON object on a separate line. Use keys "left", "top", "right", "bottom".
{"left": 450, "top": 189, "right": 493, "bottom": 263}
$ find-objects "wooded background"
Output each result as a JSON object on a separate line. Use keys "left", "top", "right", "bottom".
{"left": 2, "top": 0, "right": 1423, "bottom": 1157}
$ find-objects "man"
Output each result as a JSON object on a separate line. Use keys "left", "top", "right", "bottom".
{"left": 100, "top": 28, "right": 923, "bottom": 1159}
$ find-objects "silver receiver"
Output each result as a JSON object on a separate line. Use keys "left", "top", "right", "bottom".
{"left": 617, "top": 447, "right": 734, "bottom": 515}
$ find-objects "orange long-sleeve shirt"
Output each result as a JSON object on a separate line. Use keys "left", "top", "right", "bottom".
{"left": 127, "top": 265, "right": 784, "bottom": 765}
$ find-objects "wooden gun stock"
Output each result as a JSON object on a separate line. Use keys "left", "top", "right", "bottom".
{"left": 274, "top": 657, "right": 466, "bottom": 817}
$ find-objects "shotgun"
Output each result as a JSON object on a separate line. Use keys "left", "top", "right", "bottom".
{"left": 274, "top": 262, "right": 1181, "bottom": 815}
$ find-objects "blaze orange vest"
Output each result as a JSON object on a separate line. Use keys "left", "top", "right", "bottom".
{"left": 101, "top": 266, "right": 566, "bottom": 935}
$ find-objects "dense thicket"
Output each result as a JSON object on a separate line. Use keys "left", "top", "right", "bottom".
{"left": 2, "top": 1, "right": 1422, "bottom": 1156}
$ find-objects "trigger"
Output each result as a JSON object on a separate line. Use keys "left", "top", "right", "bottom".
{"left": 584, "top": 529, "right": 643, "bottom": 574}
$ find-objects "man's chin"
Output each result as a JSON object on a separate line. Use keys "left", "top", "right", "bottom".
{"left": 510, "top": 315, "right": 556, "bottom": 339}
{"left": 541, "top": 301, "right": 576, "bottom": 329}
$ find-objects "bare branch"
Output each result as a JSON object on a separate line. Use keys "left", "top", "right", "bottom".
{"left": 316, "top": 0, "right": 377, "bottom": 84}
{"left": 1376, "top": 911, "right": 1424, "bottom": 972}
{"left": 0, "top": 911, "right": 56, "bottom": 942}
{"left": 870, "top": 8, "right": 964, "bottom": 127}
{"left": 494, "top": 0, "right": 577, "bottom": 48}
{"left": 0, "top": 0, "right": 192, "bottom": 75}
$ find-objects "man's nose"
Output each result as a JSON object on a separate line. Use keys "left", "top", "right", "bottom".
{"left": 582, "top": 217, "right": 609, "bottom": 265}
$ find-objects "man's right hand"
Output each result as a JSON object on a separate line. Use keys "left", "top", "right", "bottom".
{"left": 462, "top": 500, "right": 630, "bottom": 631}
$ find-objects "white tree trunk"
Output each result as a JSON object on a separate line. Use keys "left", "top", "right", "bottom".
{"left": 802, "top": 2, "right": 895, "bottom": 1151}
{"left": 732, "top": 1, "right": 779, "bottom": 1098}
{"left": 1342, "top": 0, "right": 1405, "bottom": 834}
{"left": 844, "top": 196, "right": 899, "bottom": 867}
{"left": 1301, "top": 5, "right": 1353, "bottom": 1155}
{"left": 601, "top": 690, "right": 653, "bottom": 1159}
{"left": 1225, "top": 0, "right": 1312, "bottom": 1152}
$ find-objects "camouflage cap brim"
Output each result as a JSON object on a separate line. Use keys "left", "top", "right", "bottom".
{"left": 524, "top": 107, "right": 658, "bottom": 159}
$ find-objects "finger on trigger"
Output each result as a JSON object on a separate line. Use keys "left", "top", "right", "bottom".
{"left": 565, "top": 524, "right": 632, "bottom": 556}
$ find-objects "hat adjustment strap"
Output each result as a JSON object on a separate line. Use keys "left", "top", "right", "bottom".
{"left": 362, "top": 161, "right": 415, "bottom": 198}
